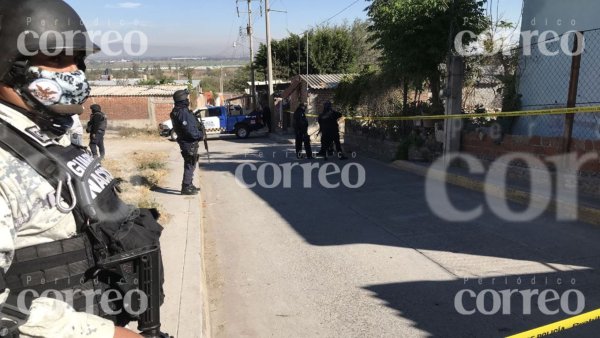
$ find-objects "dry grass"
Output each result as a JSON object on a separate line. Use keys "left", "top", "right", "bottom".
{"left": 114, "top": 127, "right": 162, "bottom": 139}
{"left": 104, "top": 151, "right": 171, "bottom": 223}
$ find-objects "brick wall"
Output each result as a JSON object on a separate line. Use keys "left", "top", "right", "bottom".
{"left": 83, "top": 96, "right": 175, "bottom": 128}
{"left": 87, "top": 97, "right": 149, "bottom": 120}
{"left": 154, "top": 98, "right": 174, "bottom": 124}
{"left": 461, "top": 131, "right": 600, "bottom": 173}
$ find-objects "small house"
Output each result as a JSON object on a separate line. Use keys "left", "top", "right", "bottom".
{"left": 86, "top": 85, "right": 192, "bottom": 128}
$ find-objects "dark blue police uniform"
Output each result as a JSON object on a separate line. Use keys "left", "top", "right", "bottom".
{"left": 170, "top": 90, "right": 203, "bottom": 195}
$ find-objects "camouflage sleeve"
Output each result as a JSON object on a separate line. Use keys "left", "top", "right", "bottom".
{"left": 0, "top": 189, "right": 16, "bottom": 270}
{"left": 1, "top": 196, "right": 115, "bottom": 338}
{"left": 0, "top": 192, "right": 16, "bottom": 313}
{"left": 19, "top": 298, "right": 115, "bottom": 338}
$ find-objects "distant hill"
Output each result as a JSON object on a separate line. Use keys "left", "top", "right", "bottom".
{"left": 88, "top": 41, "right": 248, "bottom": 59}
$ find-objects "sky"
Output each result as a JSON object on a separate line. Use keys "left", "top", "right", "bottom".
{"left": 64, "top": 0, "right": 525, "bottom": 58}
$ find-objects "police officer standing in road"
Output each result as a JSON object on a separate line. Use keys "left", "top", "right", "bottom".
{"left": 87, "top": 103, "right": 107, "bottom": 158}
{"left": 293, "top": 103, "right": 313, "bottom": 159}
{"left": 316, "top": 101, "right": 347, "bottom": 160}
{"left": 262, "top": 102, "right": 272, "bottom": 133}
{"left": 171, "top": 89, "right": 203, "bottom": 195}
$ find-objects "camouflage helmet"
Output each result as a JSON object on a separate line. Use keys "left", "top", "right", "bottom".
{"left": 0, "top": 0, "right": 100, "bottom": 85}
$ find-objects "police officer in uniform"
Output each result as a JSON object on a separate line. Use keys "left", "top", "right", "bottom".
{"left": 88, "top": 104, "right": 107, "bottom": 158}
{"left": 316, "top": 101, "right": 347, "bottom": 160}
{"left": 170, "top": 89, "right": 203, "bottom": 195}
{"left": 0, "top": 1, "right": 166, "bottom": 337}
{"left": 293, "top": 103, "right": 313, "bottom": 159}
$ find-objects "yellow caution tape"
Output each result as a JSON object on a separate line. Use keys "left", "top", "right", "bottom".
{"left": 294, "top": 105, "right": 600, "bottom": 122}
{"left": 506, "top": 308, "right": 600, "bottom": 338}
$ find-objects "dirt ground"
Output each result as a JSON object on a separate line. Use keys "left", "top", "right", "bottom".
{"left": 99, "top": 132, "right": 176, "bottom": 160}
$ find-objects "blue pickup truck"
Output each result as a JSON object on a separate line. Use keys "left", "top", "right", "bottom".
{"left": 159, "top": 105, "right": 265, "bottom": 140}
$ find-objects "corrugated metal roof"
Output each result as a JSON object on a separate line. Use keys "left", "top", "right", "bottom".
{"left": 299, "top": 74, "right": 353, "bottom": 90}
{"left": 247, "top": 80, "right": 291, "bottom": 86}
{"left": 89, "top": 79, "right": 142, "bottom": 86}
{"left": 90, "top": 85, "right": 188, "bottom": 97}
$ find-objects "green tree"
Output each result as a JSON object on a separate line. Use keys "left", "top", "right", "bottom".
{"left": 137, "top": 79, "right": 159, "bottom": 85}
{"left": 201, "top": 76, "right": 220, "bottom": 94}
{"left": 367, "top": 0, "right": 488, "bottom": 113}
{"left": 309, "top": 25, "right": 356, "bottom": 74}
{"left": 225, "top": 64, "right": 265, "bottom": 93}
{"left": 254, "top": 33, "right": 308, "bottom": 79}
{"left": 225, "top": 65, "right": 251, "bottom": 93}
{"left": 151, "top": 64, "right": 164, "bottom": 79}
{"left": 183, "top": 67, "right": 195, "bottom": 81}
{"left": 254, "top": 22, "right": 371, "bottom": 79}
{"left": 132, "top": 62, "right": 139, "bottom": 77}
{"left": 350, "top": 19, "right": 381, "bottom": 71}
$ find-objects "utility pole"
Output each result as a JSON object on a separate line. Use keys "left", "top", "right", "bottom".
{"left": 443, "top": 55, "right": 465, "bottom": 161}
{"left": 563, "top": 31, "right": 583, "bottom": 153}
{"left": 306, "top": 31, "right": 310, "bottom": 112}
{"left": 247, "top": 0, "right": 257, "bottom": 111}
{"left": 265, "top": 0, "right": 275, "bottom": 130}
{"left": 219, "top": 66, "right": 224, "bottom": 96}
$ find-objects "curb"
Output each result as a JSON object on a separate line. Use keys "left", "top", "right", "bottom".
{"left": 151, "top": 148, "right": 205, "bottom": 338}
{"left": 390, "top": 160, "right": 600, "bottom": 226}
{"left": 199, "top": 191, "right": 211, "bottom": 338}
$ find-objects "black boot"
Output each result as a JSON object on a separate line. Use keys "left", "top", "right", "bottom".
{"left": 181, "top": 184, "right": 199, "bottom": 195}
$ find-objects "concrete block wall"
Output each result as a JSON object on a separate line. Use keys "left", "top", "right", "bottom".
{"left": 461, "top": 132, "right": 600, "bottom": 173}
{"left": 343, "top": 124, "right": 401, "bottom": 162}
{"left": 83, "top": 96, "right": 174, "bottom": 129}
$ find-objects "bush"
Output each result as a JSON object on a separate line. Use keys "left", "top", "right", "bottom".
{"left": 395, "top": 131, "right": 426, "bottom": 160}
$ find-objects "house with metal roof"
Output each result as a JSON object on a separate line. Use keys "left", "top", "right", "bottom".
{"left": 281, "top": 74, "right": 353, "bottom": 115}
{"left": 277, "top": 74, "right": 353, "bottom": 132}
{"left": 86, "top": 85, "right": 193, "bottom": 129}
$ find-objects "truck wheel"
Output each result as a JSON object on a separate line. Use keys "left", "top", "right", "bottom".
{"left": 169, "top": 130, "right": 178, "bottom": 141}
{"left": 236, "top": 125, "right": 250, "bottom": 139}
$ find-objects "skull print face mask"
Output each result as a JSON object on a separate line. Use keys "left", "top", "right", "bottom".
{"left": 15, "top": 66, "right": 91, "bottom": 136}
{"left": 26, "top": 66, "right": 91, "bottom": 106}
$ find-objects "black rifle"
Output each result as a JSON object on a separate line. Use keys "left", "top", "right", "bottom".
{"left": 194, "top": 110, "right": 211, "bottom": 163}
{"left": 99, "top": 246, "right": 170, "bottom": 338}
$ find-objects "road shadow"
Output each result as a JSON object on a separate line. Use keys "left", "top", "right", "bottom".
{"left": 199, "top": 139, "right": 600, "bottom": 337}
{"left": 364, "top": 269, "right": 600, "bottom": 337}
{"left": 152, "top": 186, "right": 182, "bottom": 195}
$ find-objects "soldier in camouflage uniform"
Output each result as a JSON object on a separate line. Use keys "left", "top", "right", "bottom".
{"left": 0, "top": 1, "right": 148, "bottom": 337}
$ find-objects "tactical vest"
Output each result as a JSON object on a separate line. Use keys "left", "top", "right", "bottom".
{"left": 0, "top": 119, "right": 164, "bottom": 330}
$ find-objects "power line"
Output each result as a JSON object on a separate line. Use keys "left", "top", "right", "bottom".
{"left": 319, "top": 0, "right": 361, "bottom": 26}
{"left": 286, "top": 0, "right": 362, "bottom": 36}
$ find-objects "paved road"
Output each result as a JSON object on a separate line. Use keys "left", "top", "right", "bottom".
{"left": 200, "top": 136, "right": 600, "bottom": 338}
